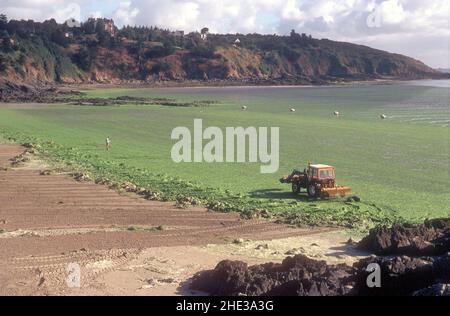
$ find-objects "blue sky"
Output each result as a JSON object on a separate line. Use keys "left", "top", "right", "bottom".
{"left": 1, "top": 0, "right": 449, "bottom": 68}
{"left": 83, "top": 0, "right": 122, "bottom": 19}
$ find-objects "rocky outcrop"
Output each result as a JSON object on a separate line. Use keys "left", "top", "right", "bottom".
{"left": 190, "top": 255, "right": 354, "bottom": 296}
{"left": 357, "top": 218, "right": 450, "bottom": 256}
{"left": 0, "top": 79, "right": 83, "bottom": 102}
{"left": 0, "top": 79, "right": 40, "bottom": 102}
{"left": 190, "top": 253, "right": 450, "bottom": 296}
{"left": 190, "top": 218, "right": 450, "bottom": 296}
{"left": 351, "top": 255, "right": 450, "bottom": 296}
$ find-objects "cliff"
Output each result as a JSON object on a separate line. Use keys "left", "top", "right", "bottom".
{"left": 0, "top": 19, "right": 443, "bottom": 85}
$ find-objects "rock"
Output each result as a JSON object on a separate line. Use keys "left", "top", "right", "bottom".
{"left": 95, "top": 177, "right": 112, "bottom": 185}
{"left": 358, "top": 218, "right": 450, "bottom": 256}
{"left": 121, "top": 181, "right": 137, "bottom": 192}
{"left": 37, "top": 277, "right": 46, "bottom": 287}
{"left": 145, "top": 191, "right": 162, "bottom": 201}
{"left": 350, "top": 255, "right": 447, "bottom": 296}
{"left": 72, "top": 172, "right": 91, "bottom": 182}
{"left": 10, "top": 152, "right": 31, "bottom": 166}
{"left": 233, "top": 238, "right": 244, "bottom": 245}
{"left": 284, "top": 247, "right": 305, "bottom": 255}
{"left": 154, "top": 225, "right": 166, "bottom": 231}
{"left": 413, "top": 283, "right": 450, "bottom": 296}
{"left": 191, "top": 260, "right": 250, "bottom": 296}
{"left": 21, "top": 143, "right": 34, "bottom": 149}
{"left": 191, "top": 218, "right": 450, "bottom": 296}
{"left": 346, "top": 195, "right": 361, "bottom": 202}
{"left": 176, "top": 196, "right": 201, "bottom": 208}
{"left": 191, "top": 255, "right": 352, "bottom": 296}
{"left": 158, "top": 278, "right": 178, "bottom": 284}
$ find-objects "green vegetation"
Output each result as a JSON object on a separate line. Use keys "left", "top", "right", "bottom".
{"left": 0, "top": 83, "right": 448, "bottom": 231}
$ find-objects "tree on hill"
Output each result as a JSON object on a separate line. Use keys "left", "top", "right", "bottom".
{"left": 97, "top": 29, "right": 111, "bottom": 46}
{"left": 0, "top": 54, "right": 8, "bottom": 72}
{"left": 0, "top": 29, "right": 13, "bottom": 53}
{"left": 71, "top": 46, "right": 94, "bottom": 71}
{"left": 0, "top": 14, "right": 7, "bottom": 28}
{"left": 0, "top": 29, "right": 8, "bottom": 39}
{"left": 51, "top": 30, "right": 69, "bottom": 46}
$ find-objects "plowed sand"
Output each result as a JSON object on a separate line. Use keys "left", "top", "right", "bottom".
{"left": 0, "top": 144, "right": 366, "bottom": 295}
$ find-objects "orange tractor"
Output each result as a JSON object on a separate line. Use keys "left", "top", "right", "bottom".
{"left": 280, "top": 164, "right": 351, "bottom": 198}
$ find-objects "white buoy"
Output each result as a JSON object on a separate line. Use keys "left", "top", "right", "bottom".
{"left": 380, "top": 114, "right": 387, "bottom": 119}
{"left": 290, "top": 108, "right": 296, "bottom": 112}
{"left": 334, "top": 111, "right": 340, "bottom": 117}
{"left": 242, "top": 106, "right": 247, "bottom": 111}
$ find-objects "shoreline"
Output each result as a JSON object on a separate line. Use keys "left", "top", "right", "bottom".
{"left": 66, "top": 78, "right": 412, "bottom": 91}
{"left": 1, "top": 77, "right": 449, "bottom": 104}
{"left": 3, "top": 74, "right": 449, "bottom": 89}
{"left": 60, "top": 76, "right": 450, "bottom": 91}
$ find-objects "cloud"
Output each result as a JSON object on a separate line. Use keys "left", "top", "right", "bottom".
{"left": 2, "top": 1, "right": 79, "bottom": 21}
{"left": 378, "top": 0, "right": 406, "bottom": 25}
{"left": 1, "top": 0, "right": 448, "bottom": 67}
{"left": 89, "top": 11, "right": 103, "bottom": 19}
{"left": 113, "top": 1, "right": 139, "bottom": 26}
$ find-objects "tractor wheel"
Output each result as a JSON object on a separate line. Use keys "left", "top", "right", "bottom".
{"left": 292, "top": 182, "right": 300, "bottom": 194}
{"left": 307, "top": 184, "right": 318, "bottom": 198}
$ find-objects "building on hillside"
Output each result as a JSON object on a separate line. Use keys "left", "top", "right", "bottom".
{"left": 64, "top": 18, "right": 81, "bottom": 28}
{"left": 200, "top": 27, "right": 209, "bottom": 40}
{"left": 173, "top": 30, "right": 184, "bottom": 37}
{"left": 103, "top": 19, "right": 116, "bottom": 36}
{"left": 85, "top": 18, "right": 116, "bottom": 36}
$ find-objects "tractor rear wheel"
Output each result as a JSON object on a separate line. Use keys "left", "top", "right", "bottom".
{"left": 292, "top": 182, "right": 300, "bottom": 194}
{"left": 307, "top": 184, "right": 318, "bottom": 198}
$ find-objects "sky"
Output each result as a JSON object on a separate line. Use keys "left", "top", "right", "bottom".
{"left": 1, "top": 0, "right": 449, "bottom": 68}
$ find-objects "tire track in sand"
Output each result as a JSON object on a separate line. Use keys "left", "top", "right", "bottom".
{"left": 0, "top": 144, "right": 331, "bottom": 295}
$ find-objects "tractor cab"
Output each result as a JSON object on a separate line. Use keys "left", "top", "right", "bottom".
{"left": 307, "top": 164, "right": 335, "bottom": 180}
